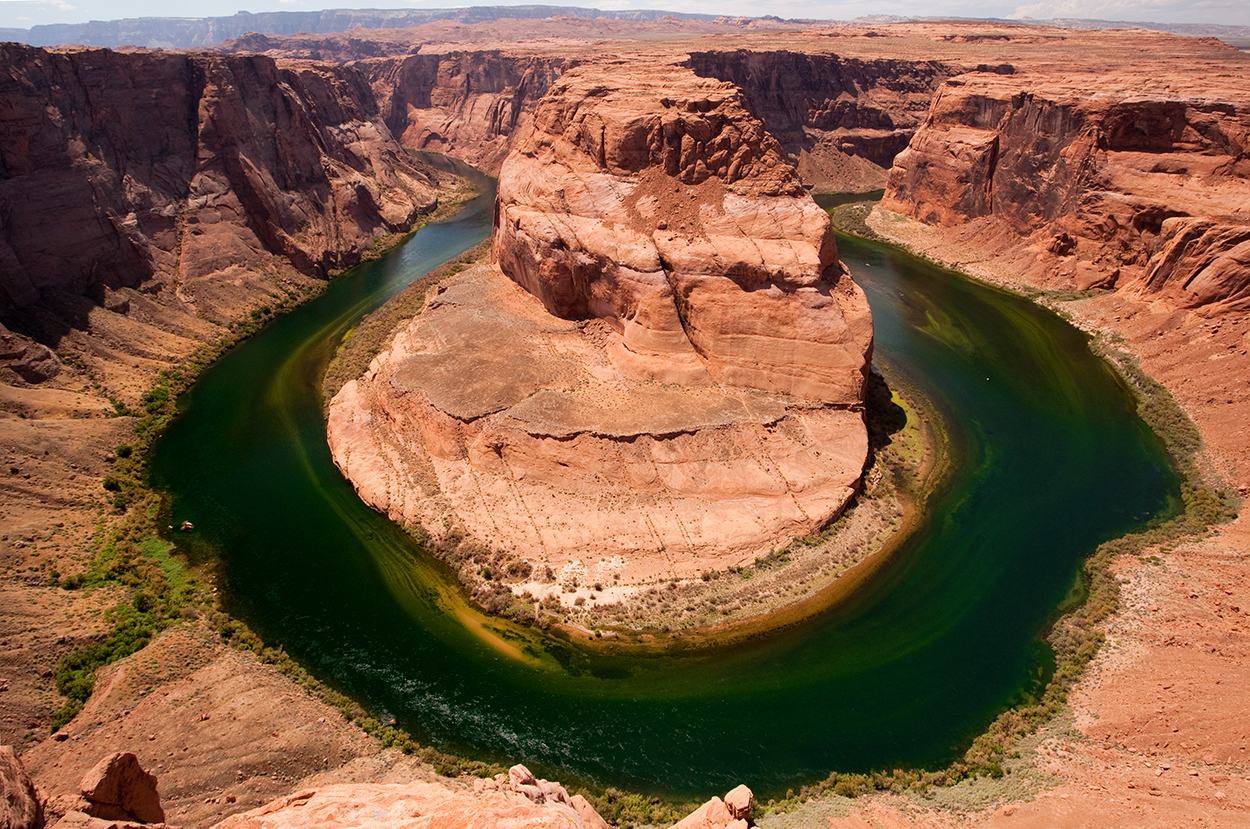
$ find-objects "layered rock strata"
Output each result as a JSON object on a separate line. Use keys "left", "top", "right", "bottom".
{"left": 330, "top": 64, "right": 872, "bottom": 584}
{"left": 0, "top": 44, "right": 439, "bottom": 318}
{"left": 363, "top": 52, "right": 577, "bottom": 172}
{"left": 687, "top": 50, "right": 952, "bottom": 191}
{"left": 881, "top": 63, "right": 1250, "bottom": 311}
{"left": 494, "top": 65, "right": 873, "bottom": 403}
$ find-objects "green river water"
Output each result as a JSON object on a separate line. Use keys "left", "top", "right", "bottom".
{"left": 150, "top": 172, "right": 1180, "bottom": 799}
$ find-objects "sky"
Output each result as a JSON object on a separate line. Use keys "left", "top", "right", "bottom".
{"left": 1, "top": 0, "right": 1247, "bottom": 30}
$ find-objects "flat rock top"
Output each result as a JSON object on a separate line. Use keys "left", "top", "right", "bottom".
{"left": 388, "top": 265, "right": 793, "bottom": 435}
{"left": 389, "top": 270, "right": 581, "bottom": 421}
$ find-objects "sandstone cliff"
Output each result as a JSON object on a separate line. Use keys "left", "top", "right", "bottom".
{"left": 687, "top": 49, "right": 952, "bottom": 191}
{"left": 363, "top": 51, "right": 576, "bottom": 172}
{"left": 0, "top": 43, "right": 442, "bottom": 404}
{"left": 881, "top": 58, "right": 1250, "bottom": 310}
{"left": 330, "top": 63, "right": 871, "bottom": 589}
{"left": 495, "top": 64, "right": 873, "bottom": 401}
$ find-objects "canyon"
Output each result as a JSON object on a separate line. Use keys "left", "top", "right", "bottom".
{"left": 1, "top": 12, "right": 1249, "bottom": 829}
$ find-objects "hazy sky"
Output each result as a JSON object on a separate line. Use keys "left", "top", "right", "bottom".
{"left": 1, "top": 0, "right": 1248, "bottom": 29}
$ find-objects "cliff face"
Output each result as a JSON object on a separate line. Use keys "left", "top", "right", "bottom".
{"left": 495, "top": 64, "right": 873, "bottom": 402}
{"left": 0, "top": 44, "right": 438, "bottom": 320}
{"left": 362, "top": 51, "right": 576, "bottom": 172}
{"left": 881, "top": 70, "right": 1250, "bottom": 310}
{"left": 329, "top": 63, "right": 872, "bottom": 582}
{"left": 687, "top": 49, "right": 952, "bottom": 191}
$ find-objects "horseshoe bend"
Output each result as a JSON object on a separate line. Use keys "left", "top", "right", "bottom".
{"left": 1, "top": 11, "right": 1249, "bottom": 829}
{"left": 327, "top": 65, "right": 876, "bottom": 603}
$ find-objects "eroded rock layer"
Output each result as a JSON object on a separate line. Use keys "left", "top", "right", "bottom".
{"left": 330, "top": 64, "right": 872, "bottom": 580}
{"left": 329, "top": 265, "right": 867, "bottom": 581}
{"left": 881, "top": 60, "right": 1250, "bottom": 310}
{"left": 494, "top": 64, "right": 873, "bottom": 403}
{"left": 0, "top": 43, "right": 439, "bottom": 321}
{"left": 687, "top": 49, "right": 952, "bottom": 191}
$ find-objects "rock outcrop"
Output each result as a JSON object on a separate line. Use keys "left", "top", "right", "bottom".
{"left": 40, "top": 752, "right": 167, "bottom": 827}
{"left": 76, "top": 753, "right": 166, "bottom": 825}
{"left": 881, "top": 59, "right": 1250, "bottom": 310}
{"left": 210, "top": 776, "right": 748, "bottom": 829}
{"left": 330, "top": 63, "right": 871, "bottom": 584}
{"left": 475, "top": 764, "right": 609, "bottom": 829}
{"left": 1, "top": 746, "right": 44, "bottom": 829}
{"left": 495, "top": 65, "right": 872, "bottom": 403}
{"left": 670, "top": 784, "right": 753, "bottom": 829}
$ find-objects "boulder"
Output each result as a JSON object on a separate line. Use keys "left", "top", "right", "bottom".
{"left": 724, "top": 784, "right": 753, "bottom": 820}
{"left": 78, "top": 753, "right": 164, "bottom": 825}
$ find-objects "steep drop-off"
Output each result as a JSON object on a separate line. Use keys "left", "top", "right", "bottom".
{"left": 329, "top": 63, "right": 872, "bottom": 588}
{"left": 881, "top": 65, "right": 1250, "bottom": 310}
{"left": 687, "top": 49, "right": 952, "bottom": 191}
{"left": 363, "top": 51, "right": 576, "bottom": 172}
{"left": 0, "top": 43, "right": 443, "bottom": 403}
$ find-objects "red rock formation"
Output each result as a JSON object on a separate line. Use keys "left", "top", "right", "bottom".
{"left": 330, "top": 62, "right": 871, "bottom": 586}
{"left": 686, "top": 50, "right": 952, "bottom": 191}
{"left": 212, "top": 779, "right": 603, "bottom": 829}
{"left": 670, "top": 784, "right": 753, "bottom": 829}
{"left": 76, "top": 752, "right": 166, "bottom": 825}
{"left": 362, "top": 51, "right": 575, "bottom": 172}
{"left": 0, "top": 745, "right": 44, "bottom": 829}
{"left": 0, "top": 43, "right": 439, "bottom": 322}
{"left": 494, "top": 64, "right": 873, "bottom": 403}
{"left": 881, "top": 65, "right": 1250, "bottom": 310}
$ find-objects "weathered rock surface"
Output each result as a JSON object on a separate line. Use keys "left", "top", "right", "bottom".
{"left": 881, "top": 51, "right": 1250, "bottom": 311}
{"left": 0, "top": 324, "right": 60, "bottom": 385}
{"left": 0, "top": 43, "right": 438, "bottom": 321}
{"left": 670, "top": 784, "right": 753, "bottom": 829}
{"left": 686, "top": 50, "right": 952, "bottom": 191}
{"left": 472, "top": 764, "right": 608, "bottom": 829}
{"left": 211, "top": 779, "right": 599, "bottom": 829}
{"left": 1, "top": 745, "right": 44, "bottom": 829}
{"left": 363, "top": 51, "right": 576, "bottom": 172}
{"left": 495, "top": 64, "right": 873, "bottom": 403}
{"left": 330, "top": 63, "right": 871, "bottom": 581}
{"left": 329, "top": 264, "right": 867, "bottom": 582}
{"left": 76, "top": 753, "right": 165, "bottom": 825}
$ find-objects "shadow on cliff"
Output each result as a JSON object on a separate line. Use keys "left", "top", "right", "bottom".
{"left": 864, "top": 367, "right": 908, "bottom": 464}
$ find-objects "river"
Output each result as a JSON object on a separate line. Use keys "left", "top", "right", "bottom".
{"left": 150, "top": 167, "right": 1179, "bottom": 799}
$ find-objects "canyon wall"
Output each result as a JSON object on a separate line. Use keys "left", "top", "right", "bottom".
{"left": 362, "top": 52, "right": 577, "bottom": 172}
{"left": 687, "top": 49, "right": 952, "bottom": 190}
{"left": 0, "top": 43, "right": 438, "bottom": 318}
{"left": 881, "top": 70, "right": 1250, "bottom": 310}
{"left": 0, "top": 42, "right": 443, "bottom": 402}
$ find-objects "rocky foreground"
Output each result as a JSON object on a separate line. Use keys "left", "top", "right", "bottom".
{"left": 1, "top": 739, "right": 755, "bottom": 829}
{"left": 329, "top": 63, "right": 872, "bottom": 588}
